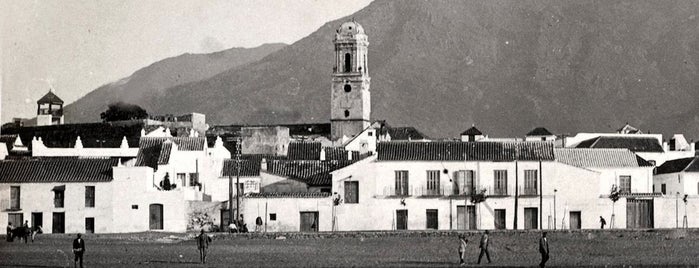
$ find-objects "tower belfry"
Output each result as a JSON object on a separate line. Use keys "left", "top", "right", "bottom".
{"left": 330, "top": 20, "right": 371, "bottom": 142}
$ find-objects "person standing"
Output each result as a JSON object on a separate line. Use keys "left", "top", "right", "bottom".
{"left": 73, "top": 233, "right": 85, "bottom": 268}
{"left": 457, "top": 235, "right": 468, "bottom": 266}
{"left": 539, "top": 232, "right": 550, "bottom": 268}
{"left": 196, "top": 229, "right": 211, "bottom": 264}
{"left": 599, "top": 216, "right": 607, "bottom": 229}
{"left": 6, "top": 222, "right": 13, "bottom": 242}
{"left": 477, "top": 230, "right": 492, "bottom": 264}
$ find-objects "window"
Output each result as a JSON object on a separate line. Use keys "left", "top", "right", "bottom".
{"left": 494, "top": 209, "right": 506, "bottom": 229}
{"left": 54, "top": 189, "right": 64, "bottom": 208}
{"left": 344, "top": 53, "right": 351, "bottom": 72}
{"left": 177, "top": 173, "right": 186, "bottom": 185}
{"left": 494, "top": 170, "right": 508, "bottom": 195}
{"left": 132, "top": 205, "right": 139, "bottom": 209}
{"left": 85, "top": 186, "right": 95, "bottom": 208}
{"left": 426, "top": 170, "right": 441, "bottom": 195}
{"left": 395, "top": 170, "right": 409, "bottom": 196}
{"left": 619, "top": 176, "right": 631, "bottom": 193}
{"left": 189, "top": 173, "right": 199, "bottom": 187}
{"left": 344, "top": 181, "right": 359, "bottom": 203}
{"left": 524, "top": 170, "right": 538, "bottom": 195}
{"left": 344, "top": 84, "right": 352, "bottom": 93}
{"left": 367, "top": 131, "right": 373, "bottom": 137}
{"left": 8, "top": 213, "right": 23, "bottom": 228}
{"left": 10, "top": 186, "right": 20, "bottom": 210}
{"left": 661, "top": 183, "right": 666, "bottom": 195}
{"left": 454, "top": 170, "right": 475, "bottom": 195}
{"left": 85, "top": 218, "right": 95, "bottom": 233}
{"left": 344, "top": 110, "right": 350, "bottom": 118}
{"left": 269, "top": 213, "right": 277, "bottom": 221}
{"left": 541, "top": 137, "right": 546, "bottom": 141}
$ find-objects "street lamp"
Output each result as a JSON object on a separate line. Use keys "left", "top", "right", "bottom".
{"left": 553, "top": 189, "right": 557, "bottom": 230}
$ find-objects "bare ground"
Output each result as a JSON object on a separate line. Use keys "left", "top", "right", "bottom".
{"left": 1, "top": 229, "right": 698, "bottom": 267}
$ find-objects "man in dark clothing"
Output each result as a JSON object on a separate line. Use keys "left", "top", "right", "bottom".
{"left": 539, "top": 232, "right": 550, "bottom": 268}
{"left": 600, "top": 216, "right": 607, "bottom": 229}
{"left": 73, "top": 233, "right": 85, "bottom": 268}
{"left": 477, "top": 230, "right": 492, "bottom": 264}
{"left": 196, "top": 229, "right": 211, "bottom": 264}
{"left": 6, "top": 222, "right": 13, "bottom": 242}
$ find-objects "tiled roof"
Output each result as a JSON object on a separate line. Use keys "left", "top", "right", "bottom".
{"left": 655, "top": 157, "right": 699, "bottom": 174}
{"left": 527, "top": 127, "right": 553, "bottom": 136}
{"left": 135, "top": 137, "right": 205, "bottom": 168}
{"left": 377, "top": 141, "right": 554, "bottom": 161}
{"left": 266, "top": 160, "right": 355, "bottom": 186}
{"left": 0, "top": 134, "right": 17, "bottom": 151}
{"left": 574, "top": 136, "right": 663, "bottom": 152}
{"left": 157, "top": 141, "right": 173, "bottom": 165}
{"left": 324, "top": 147, "right": 360, "bottom": 161}
{"left": 387, "top": 126, "right": 428, "bottom": 140}
{"left": 460, "top": 126, "right": 483, "bottom": 136}
{"left": 37, "top": 91, "right": 64, "bottom": 104}
{"left": 555, "top": 148, "right": 641, "bottom": 168}
{"left": 221, "top": 159, "right": 261, "bottom": 177}
{"left": 0, "top": 158, "right": 117, "bottom": 183}
{"left": 287, "top": 142, "right": 322, "bottom": 160}
{"left": 247, "top": 192, "right": 331, "bottom": 198}
{"left": 0, "top": 121, "right": 143, "bottom": 149}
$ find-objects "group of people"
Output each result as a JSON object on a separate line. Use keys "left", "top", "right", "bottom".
{"left": 227, "top": 214, "right": 248, "bottom": 233}
{"left": 5, "top": 221, "right": 43, "bottom": 243}
{"left": 457, "top": 230, "right": 551, "bottom": 267}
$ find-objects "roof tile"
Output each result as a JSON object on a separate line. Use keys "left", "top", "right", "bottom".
{"left": 555, "top": 148, "right": 641, "bottom": 168}
{"left": 0, "top": 158, "right": 117, "bottom": 183}
{"left": 377, "top": 141, "right": 554, "bottom": 161}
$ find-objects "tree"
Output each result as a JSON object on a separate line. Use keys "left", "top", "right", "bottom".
{"left": 100, "top": 102, "right": 148, "bottom": 122}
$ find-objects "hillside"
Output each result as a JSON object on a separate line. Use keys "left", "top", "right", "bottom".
{"left": 63, "top": 43, "right": 286, "bottom": 123}
{"left": 67, "top": 0, "right": 699, "bottom": 138}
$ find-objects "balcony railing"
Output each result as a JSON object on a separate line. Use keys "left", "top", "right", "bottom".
{"left": 415, "top": 186, "right": 446, "bottom": 197}
{"left": 383, "top": 186, "right": 413, "bottom": 197}
{"left": 451, "top": 185, "right": 476, "bottom": 196}
{"left": 520, "top": 186, "right": 538, "bottom": 196}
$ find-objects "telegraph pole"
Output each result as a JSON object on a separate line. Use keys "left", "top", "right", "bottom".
{"left": 513, "top": 144, "right": 519, "bottom": 229}
{"left": 236, "top": 137, "right": 242, "bottom": 225}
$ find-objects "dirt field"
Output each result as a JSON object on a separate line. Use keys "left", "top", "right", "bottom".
{"left": 1, "top": 229, "right": 698, "bottom": 267}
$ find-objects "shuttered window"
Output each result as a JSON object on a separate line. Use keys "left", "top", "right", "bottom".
{"left": 494, "top": 170, "right": 508, "bottom": 195}
{"left": 619, "top": 176, "right": 631, "bottom": 193}
{"left": 10, "top": 186, "right": 20, "bottom": 210}
{"left": 395, "top": 171, "right": 409, "bottom": 196}
{"left": 524, "top": 170, "right": 538, "bottom": 195}
{"left": 344, "top": 181, "right": 359, "bottom": 204}
{"left": 85, "top": 186, "right": 95, "bottom": 208}
{"left": 426, "top": 170, "right": 440, "bottom": 195}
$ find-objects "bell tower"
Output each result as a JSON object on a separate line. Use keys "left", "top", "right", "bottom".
{"left": 331, "top": 20, "right": 371, "bottom": 142}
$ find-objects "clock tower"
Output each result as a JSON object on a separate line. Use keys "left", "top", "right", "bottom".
{"left": 330, "top": 20, "right": 371, "bottom": 142}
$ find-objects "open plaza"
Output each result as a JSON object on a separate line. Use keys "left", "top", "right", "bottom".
{"left": 2, "top": 229, "right": 699, "bottom": 267}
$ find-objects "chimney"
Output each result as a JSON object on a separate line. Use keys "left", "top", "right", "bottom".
{"left": 120, "top": 136, "right": 129, "bottom": 149}
{"left": 74, "top": 136, "right": 83, "bottom": 149}
{"left": 260, "top": 158, "right": 268, "bottom": 171}
{"left": 320, "top": 149, "right": 326, "bottom": 161}
{"left": 347, "top": 150, "right": 353, "bottom": 161}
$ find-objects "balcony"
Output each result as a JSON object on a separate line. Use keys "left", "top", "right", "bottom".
{"left": 451, "top": 185, "right": 476, "bottom": 196}
{"left": 414, "top": 186, "right": 446, "bottom": 197}
{"left": 382, "top": 186, "right": 413, "bottom": 197}
{"left": 520, "top": 186, "right": 539, "bottom": 197}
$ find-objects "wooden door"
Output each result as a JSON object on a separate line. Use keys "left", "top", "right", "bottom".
{"left": 149, "top": 204, "right": 163, "bottom": 230}
{"left": 300, "top": 211, "right": 319, "bottom": 232}
{"left": 524, "top": 207, "right": 538, "bottom": 229}
{"left": 426, "top": 209, "right": 438, "bottom": 229}
{"left": 457, "top": 206, "right": 465, "bottom": 230}
{"left": 52, "top": 212, "right": 65, "bottom": 233}
{"left": 494, "top": 209, "right": 506, "bottom": 229}
{"left": 626, "top": 199, "right": 654, "bottom": 228}
{"left": 396, "top": 209, "right": 408, "bottom": 230}
{"left": 569, "top": 211, "right": 581, "bottom": 230}
{"left": 467, "top": 205, "right": 477, "bottom": 230}
{"left": 31, "top": 213, "right": 43, "bottom": 229}
{"left": 8, "top": 213, "right": 23, "bottom": 227}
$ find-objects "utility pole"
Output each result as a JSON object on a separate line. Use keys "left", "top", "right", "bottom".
{"left": 539, "top": 160, "right": 542, "bottom": 230}
{"left": 236, "top": 137, "right": 242, "bottom": 225}
{"left": 553, "top": 189, "right": 557, "bottom": 230}
{"left": 513, "top": 145, "right": 519, "bottom": 230}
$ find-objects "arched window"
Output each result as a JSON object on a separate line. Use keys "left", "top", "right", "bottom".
{"left": 344, "top": 53, "right": 351, "bottom": 72}
{"left": 344, "top": 110, "right": 350, "bottom": 118}
{"left": 344, "top": 84, "right": 352, "bottom": 93}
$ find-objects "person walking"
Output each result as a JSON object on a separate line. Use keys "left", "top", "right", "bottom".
{"left": 477, "top": 230, "right": 492, "bottom": 264}
{"left": 539, "top": 232, "right": 550, "bottom": 268}
{"left": 73, "top": 233, "right": 86, "bottom": 268}
{"left": 599, "top": 216, "right": 607, "bottom": 229}
{"left": 457, "top": 235, "right": 468, "bottom": 266}
{"left": 196, "top": 229, "right": 212, "bottom": 264}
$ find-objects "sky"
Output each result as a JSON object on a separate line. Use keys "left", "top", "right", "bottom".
{"left": 0, "top": 0, "right": 373, "bottom": 124}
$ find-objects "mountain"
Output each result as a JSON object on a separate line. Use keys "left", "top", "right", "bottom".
{"left": 63, "top": 43, "right": 286, "bottom": 123}
{"left": 67, "top": 0, "right": 699, "bottom": 139}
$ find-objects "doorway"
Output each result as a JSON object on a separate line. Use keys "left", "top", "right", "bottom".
{"left": 396, "top": 209, "right": 408, "bottom": 230}
{"left": 31, "top": 213, "right": 43, "bottom": 230}
{"left": 626, "top": 199, "right": 654, "bottom": 228}
{"left": 52, "top": 212, "right": 65, "bottom": 233}
{"left": 300, "top": 211, "right": 319, "bottom": 232}
{"left": 457, "top": 205, "right": 477, "bottom": 230}
{"left": 494, "top": 209, "right": 506, "bottom": 229}
{"left": 569, "top": 211, "right": 581, "bottom": 230}
{"left": 524, "top": 207, "right": 538, "bottom": 230}
{"left": 426, "top": 209, "right": 438, "bottom": 230}
{"left": 149, "top": 204, "right": 163, "bottom": 230}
